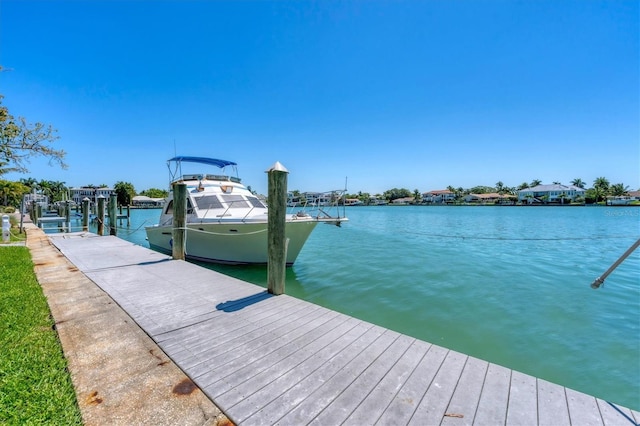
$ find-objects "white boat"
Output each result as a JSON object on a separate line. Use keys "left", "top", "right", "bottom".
{"left": 145, "top": 156, "right": 347, "bottom": 265}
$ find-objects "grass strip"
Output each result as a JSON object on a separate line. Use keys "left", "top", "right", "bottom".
{"left": 0, "top": 247, "right": 82, "bottom": 425}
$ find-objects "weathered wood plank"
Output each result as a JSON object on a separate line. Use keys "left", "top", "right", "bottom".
{"left": 441, "top": 356, "right": 489, "bottom": 426}
{"left": 565, "top": 387, "right": 604, "bottom": 425}
{"left": 215, "top": 314, "right": 355, "bottom": 407}
{"left": 473, "top": 363, "right": 511, "bottom": 425}
{"left": 377, "top": 344, "right": 449, "bottom": 425}
{"left": 310, "top": 334, "right": 415, "bottom": 425}
{"left": 188, "top": 303, "right": 329, "bottom": 381}
{"left": 343, "top": 339, "right": 432, "bottom": 425}
{"left": 409, "top": 349, "right": 468, "bottom": 425}
{"left": 506, "top": 370, "right": 538, "bottom": 425}
{"left": 538, "top": 379, "right": 570, "bottom": 426}
{"left": 206, "top": 309, "right": 344, "bottom": 400}
{"left": 241, "top": 324, "right": 384, "bottom": 425}
{"left": 276, "top": 329, "right": 401, "bottom": 425}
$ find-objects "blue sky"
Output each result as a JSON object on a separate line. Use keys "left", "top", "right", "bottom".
{"left": 1, "top": 0, "right": 638, "bottom": 195}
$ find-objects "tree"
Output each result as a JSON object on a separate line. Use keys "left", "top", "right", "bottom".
{"left": 0, "top": 179, "right": 28, "bottom": 207}
{"left": 139, "top": 188, "right": 169, "bottom": 198}
{"left": 593, "top": 177, "right": 610, "bottom": 203}
{"left": 517, "top": 182, "right": 529, "bottom": 190}
{"left": 570, "top": 178, "right": 585, "bottom": 189}
{"left": 413, "top": 189, "right": 422, "bottom": 203}
{"left": 383, "top": 188, "right": 411, "bottom": 201}
{"left": 610, "top": 183, "right": 629, "bottom": 197}
{"left": 114, "top": 181, "right": 136, "bottom": 206}
{"left": 495, "top": 181, "right": 505, "bottom": 194}
{"left": 0, "top": 94, "right": 67, "bottom": 174}
{"left": 530, "top": 179, "right": 542, "bottom": 187}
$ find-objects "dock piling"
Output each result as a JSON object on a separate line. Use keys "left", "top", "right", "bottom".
{"left": 172, "top": 183, "right": 187, "bottom": 260}
{"left": 82, "top": 198, "right": 90, "bottom": 231}
{"left": 267, "top": 161, "right": 289, "bottom": 295}
{"left": 97, "top": 195, "right": 105, "bottom": 235}
{"left": 109, "top": 194, "right": 117, "bottom": 236}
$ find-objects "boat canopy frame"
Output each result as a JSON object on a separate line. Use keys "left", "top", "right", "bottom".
{"left": 167, "top": 156, "right": 239, "bottom": 184}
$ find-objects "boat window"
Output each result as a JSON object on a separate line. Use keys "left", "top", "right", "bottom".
{"left": 195, "top": 195, "right": 223, "bottom": 210}
{"left": 247, "top": 196, "right": 266, "bottom": 208}
{"left": 164, "top": 199, "right": 194, "bottom": 214}
{"left": 220, "top": 194, "right": 249, "bottom": 208}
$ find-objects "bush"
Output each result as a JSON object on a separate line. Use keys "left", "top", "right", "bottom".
{"left": 3, "top": 206, "right": 16, "bottom": 213}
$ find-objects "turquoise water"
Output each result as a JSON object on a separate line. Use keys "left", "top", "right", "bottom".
{"left": 82, "top": 205, "right": 640, "bottom": 410}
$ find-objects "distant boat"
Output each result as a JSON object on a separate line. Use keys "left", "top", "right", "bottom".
{"left": 607, "top": 196, "right": 632, "bottom": 206}
{"left": 145, "top": 156, "right": 347, "bottom": 265}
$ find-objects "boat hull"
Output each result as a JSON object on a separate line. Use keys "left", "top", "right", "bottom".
{"left": 145, "top": 219, "right": 319, "bottom": 265}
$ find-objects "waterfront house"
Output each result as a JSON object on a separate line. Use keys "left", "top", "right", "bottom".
{"left": 131, "top": 195, "right": 165, "bottom": 208}
{"left": 464, "top": 193, "right": 515, "bottom": 205}
{"left": 422, "top": 189, "right": 456, "bottom": 204}
{"left": 70, "top": 187, "right": 114, "bottom": 206}
{"left": 517, "top": 184, "right": 585, "bottom": 204}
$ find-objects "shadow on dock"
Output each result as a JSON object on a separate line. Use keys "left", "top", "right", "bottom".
{"left": 216, "top": 291, "right": 273, "bottom": 312}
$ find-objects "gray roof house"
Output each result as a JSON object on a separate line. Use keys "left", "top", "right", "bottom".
{"left": 518, "top": 184, "right": 585, "bottom": 204}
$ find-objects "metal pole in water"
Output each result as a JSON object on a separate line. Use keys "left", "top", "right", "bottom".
{"left": 172, "top": 183, "right": 187, "bottom": 260}
{"left": 267, "top": 161, "right": 289, "bottom": 295}
{"left": 109, "top": 194, "right": 117, "bottom": 236}
{"left": 97, "top": 195, "right": 105, "bottom": 236}
{"left": 591, "top": 237, "right": 640, "bottom": 289}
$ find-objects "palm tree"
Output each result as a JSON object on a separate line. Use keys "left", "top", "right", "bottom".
{"left": 413, "top": 189, "right": 422, "bottom": 203}
{"left": 610, "top": 183, "right": 629, "bottom": 197}
{"left": 593, "top": 177, "right": 610, "bottom": 203}
{"left": 495, "top": 181, "right": 505, "bottom": 194}
{"left": 570, "top": 178, "right": 585, "bottom": 189}
{"left": 530, "top": 179, "right": 542, "bottom": 187}
{"left": 517, "top": 182, "right": 529, "bottom": 190}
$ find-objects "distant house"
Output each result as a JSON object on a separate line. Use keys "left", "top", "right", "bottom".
{"left": 422, "top": 190, "right": 456, "bottom": 204}
{"left": 628, "top": 191, "right": 640, "bottom": 202}
{"left": 464, "top": 193, "right": 515, "bottom": 204}
{"left": 391, "top": 197, "right": 415, "bottom": 205}
{"left": 132, "top": 195, "right": 165, "bottom": 208}
{"left": 70, "top": 187, "right": 114, "bottom": 205}
{"left": 343, "top": 198, "right": 363, "bottom": 206}
{"left": 517, "top": 184, "right": 585, "bottom": 204}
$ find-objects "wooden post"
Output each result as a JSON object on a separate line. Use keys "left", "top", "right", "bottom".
{"left": 32, "top": 201, "right": 39, "bottom": 228}
{"left": 109, "top": 194, "right": 117, "bottom": 236}
{"left": 267, "top": 161, "right": 289, "bottom": 295}
{"left": 172, "top": 183, "right": 187, "bottom": 260}
{"left": 82, "top": 198, "right": 90, "bottom": 231}
{"left": 64, "top": 201, "right": 71, "bottom": 232}
{"left": 97, "top": 195, "right": 106, "bottom": 236}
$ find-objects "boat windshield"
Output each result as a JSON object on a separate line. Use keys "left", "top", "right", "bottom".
{"left": 220, "top": 194, "right": 249, "bottom": 208}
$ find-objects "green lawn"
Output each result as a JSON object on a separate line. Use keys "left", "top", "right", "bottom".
{"left": 0, "top": 247, "right": 82, "bottom": 425}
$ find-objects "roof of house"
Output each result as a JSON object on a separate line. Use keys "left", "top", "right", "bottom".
{"left": 423, "top": 190, "right": 454, "bottom": 195}
{"left": 467, "top": 193, "right": 514, "bottom": 199}
{"left": 519, "top": 184, "right": 585, "bottom": 192}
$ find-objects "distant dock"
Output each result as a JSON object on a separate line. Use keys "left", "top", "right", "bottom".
{"left": 41, "top": 231, "right": 639, "bottom": 425}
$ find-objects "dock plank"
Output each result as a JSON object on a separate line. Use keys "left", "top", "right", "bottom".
{"left": 47, "top": 234, "right": 639, "bottom": 426}
{"left": 343, "top": 339, "right": 431, "bottom": 425}
{"left": 441, "top": 356, "right": 488, "bottom": 425}
{"left": 376, "top": 344, "right": 449, "bottom": 425}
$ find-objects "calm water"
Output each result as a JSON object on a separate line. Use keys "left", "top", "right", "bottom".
{"left": 75, "top": 205, "right": 640, "bottom": 410}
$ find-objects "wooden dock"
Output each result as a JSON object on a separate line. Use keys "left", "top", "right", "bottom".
{"left": 48, "top": 233, "right": 639, "bottom": 426}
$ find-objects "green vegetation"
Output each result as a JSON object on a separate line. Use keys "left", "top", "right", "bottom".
{"left": 0, "top": 92, "right": 67, "bottom": 174}
{"left": 0, "top": 247, "right": 82, "bottom": 424}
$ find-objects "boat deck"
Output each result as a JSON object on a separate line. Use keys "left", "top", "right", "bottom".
{"left": 48, "top": 233, "right": 639, "bottom": 425}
